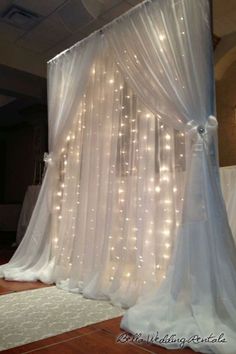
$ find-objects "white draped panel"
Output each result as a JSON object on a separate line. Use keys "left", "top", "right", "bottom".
{"left": 0, "top": 36, "right": 99, "bottom": 282}
{"left": 0, "top": 169, "right": 52, "bottom": 281}
{"left": 106, "top": 0, "right": 213, "bottom": 128}
{"left": 1, "top": 0, "right": 236, "bottom": 353}
{"left": 51, "top": 41, "right": 186, "bottom": 307}
{"left": 48, "top": 37, "right": 99, "bottom": 153}
{"left": 111, "top": 2, "right": 236, "bottom": 353}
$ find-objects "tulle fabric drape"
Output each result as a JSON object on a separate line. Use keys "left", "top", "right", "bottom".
{"left": 52, "top": 41, "right": 186, "bottom": 307}
{"left": 1, "top": 0, "right": 236, "bottom": 352}
{"left": 0, "top": 36, "right": 99, "bottom": 282}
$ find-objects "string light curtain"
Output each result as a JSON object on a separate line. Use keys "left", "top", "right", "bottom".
{"left": 51, "top": 40, "right": 185, "bottom": 307}
{"left": 1, "top": 0, "right": 236, "bottom": 352}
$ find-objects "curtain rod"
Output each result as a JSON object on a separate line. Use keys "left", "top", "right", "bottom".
{"left": 47, "top": 0, "right": 153, "bottom": 64}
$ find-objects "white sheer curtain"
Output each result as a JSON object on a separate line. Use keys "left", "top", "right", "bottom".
{"left": 111, "top": 1, "right": 236, "bottom": 353}
{"left": 0, "top": 36, "right": 99, "bottom": 282}
{"left": 1, "top": 0, "right": 236, "bottom": 352}
{"left": 106, "top": 0, "right": 213, "bottom": 129}
{"left": 50, "top": 40, "right": 185, "bottom": 307}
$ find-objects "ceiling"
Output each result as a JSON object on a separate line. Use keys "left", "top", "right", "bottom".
{"left": 0, "top": 0, "right": 136, "bottom": 77}
{"left": 0, "top": 0, "right": 235, "bottom": 120}
{"left": 0, "top": 0, "right": 235, "bottom": 78}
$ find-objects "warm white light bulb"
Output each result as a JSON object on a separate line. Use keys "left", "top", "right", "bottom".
{"left": 165, "top": 219, "right": 172, "bottom": 224}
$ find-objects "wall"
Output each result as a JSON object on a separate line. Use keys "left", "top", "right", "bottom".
{"left": 4, "top": 126, "right": 35, "bottom": 203}
{"left": 216, "top": 60, "right": 236, "bottom": 166}
{"left": 0, "top": 104, "right": 47, "bottom": 232}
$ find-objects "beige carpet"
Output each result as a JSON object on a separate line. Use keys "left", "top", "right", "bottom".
{"left": 0, "top": 286, "right": 124, "bottom": 350}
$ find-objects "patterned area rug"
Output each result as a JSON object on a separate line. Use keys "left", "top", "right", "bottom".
{"left": 0, "top": 286, "right": 124, "bottom": 350}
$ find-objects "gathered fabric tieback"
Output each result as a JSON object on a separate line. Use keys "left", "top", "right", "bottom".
{"left": 42, "top": 153, "right": 54, "bottom": 180}
{"left": 186, "top": 115, "right": 218, "bottom": 152}
{"left": 43, "top": 152, "right": 54, "bottom": 166}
